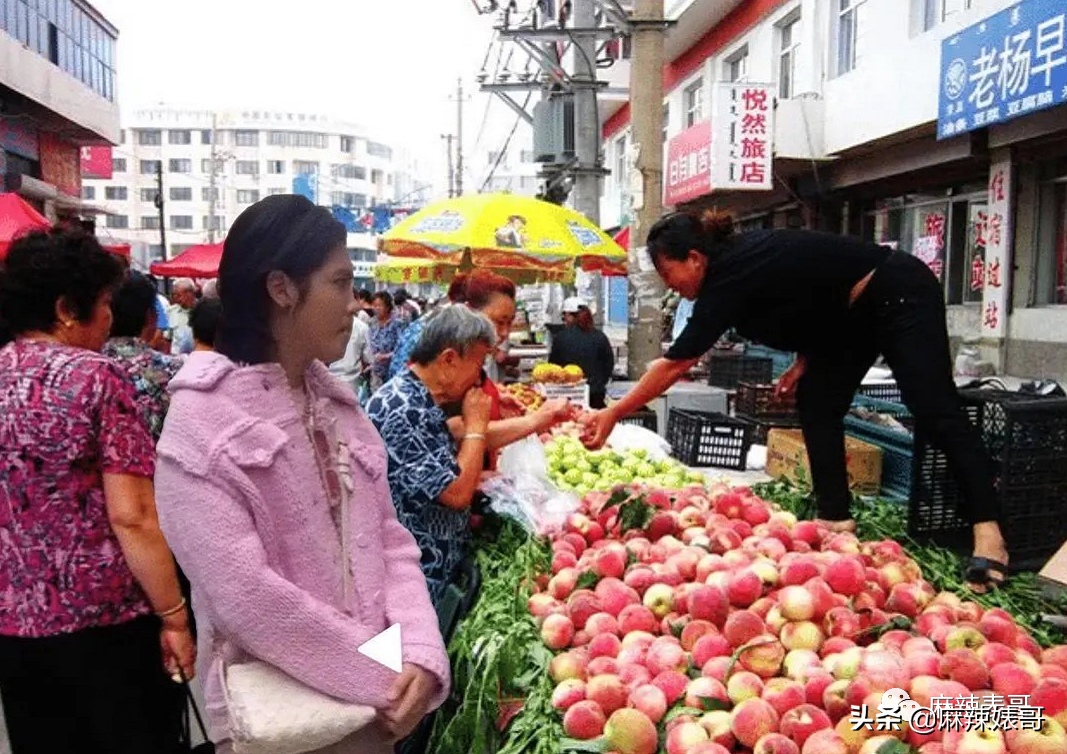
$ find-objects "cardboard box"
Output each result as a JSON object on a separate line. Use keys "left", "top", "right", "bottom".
{"left": 766, "top": 429, "right": 883, "bottom": 496}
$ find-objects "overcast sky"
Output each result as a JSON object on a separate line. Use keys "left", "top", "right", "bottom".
{"left": 91, "top": 0, "right": 525, "bottom": 194}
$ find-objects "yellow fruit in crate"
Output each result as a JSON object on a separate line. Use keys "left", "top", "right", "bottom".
{"left": 563, "top": 365, "right": 584, "bottom": 383}
{"left": 531, "top": 363, "right": 553, "bottom": 382}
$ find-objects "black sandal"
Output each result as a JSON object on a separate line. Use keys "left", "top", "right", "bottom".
{"left": 965, "top": 557, "right": 1009, "bottom": 591}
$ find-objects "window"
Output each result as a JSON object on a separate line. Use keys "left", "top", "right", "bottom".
{"left": 331, "top": 192, "right": 366, "bottom": 207}
{"left": 268, "top": 188, "right": 287, "bottom": 196}
{"left": 340, "top": 136, "right": 355, "bottom": 153}
{"left": 105, "top": 214, "right": 128, "bottom": 229}
{"left": 684, "top": 79, "right": 704, "bottom": 127}
{"left": 836, "top": 0, "right": 867, "bottom": 75}
{"left": 923, "top": 0, "right": 973, "bottom": 32}
{"left": 203, "top": 215, "right": 225, "bottom": 231}
{"left": 614, "top": 136, "right": 627, "bottom": 187}
{"left": 1035, "top": 165, "right": 1067, "bottom": 305}
{"left": 201, "top": 130, "right": 213, "bottom": 144}
{"left": 168, "top": 130, "right": 192, "bottom": 145}
{"left": 140, "top": 160, "right": 161, "bottom": 175}
{"left": 234, "top": 130, "right": 259, "bottom": 147}
{"left": 137, "top": 129, "right": 162, "bottom": 146}
{"left": 367, "top": 141, "right": 392, "bottom": 159}
{"left": 332, "top": 164, "right": 366, "bottom": 180}
{"left": 267, "top": 160, "right": 285, "bottom": 174}
{"left": 266, "top": 131, "right": 328, "bottom": 148}
{"left": 293, "top": 160, "right": 318, "bottom": 175}
{"left": 169, "top": 187, "right": 192, "bottom": 201}
{"left": 724, "top": 47, "right": 749, "bottom": 83}
{"left": 237, "top": 189, "right": 260, "bottom": 204}
{"left": 235, "top": 160, "right": 259, "bottom": 176}
{"left": 105, "top": 186, "right": 127, "bottom": 200}
{"left": 147, "top": 244, "right": 165, "bottom": 262}
{"left": 778, "top": 14, "right": 801, "bottom": 99}
{"left": 168, "top": 159, "right": 192, "bottom": 173}
{"left": 170, "top": 215, "right": 193, "bottom": 230}
{"left": 141, "top": 188, "right": 159, "bottom": 203}
{"left": 371, "top": 169, "right": 384, "bottom": 184}
{"left": 201, "top": 158, "right": 217, "bottom": 174}
{"left": 113, "top": 158, "right": 127, "bottom": 173}
{"left": 142, "top": 216, "right": 161, "bottom": 230}
{"left": 202, "top": 187, "right": 220, "bottom": 202}
{"left": 82, "top": 185, "right": 95, "bottom": 200}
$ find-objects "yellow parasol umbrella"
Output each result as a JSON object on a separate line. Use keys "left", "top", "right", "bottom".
{"left": 378, "top": 193, "right": 627, "bottom": 277}
{"left": 373, "top": 255, "right": 575, "bottom": 286}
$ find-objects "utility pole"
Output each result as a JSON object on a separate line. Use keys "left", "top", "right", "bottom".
{"left": 626, "top": 0, "right": 667, "bottom": 378}
{"left": 455, "top": 79, "right": 465, "bottom": 196}
{"left": 572, "top": 0, "right": 604, "bottom": 322}
{"left": 207, "top": 112, "right": 218, "bottom": 243}
{"left": 441, "top": 134, "right": 456, "bottom": 198}
{"left": 155, "top": 162, "right": 168, "bottom": 259}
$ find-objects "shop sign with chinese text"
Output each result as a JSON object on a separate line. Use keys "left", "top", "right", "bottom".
{"left": 663, "top": 121, "right": 712, "bottom": 206}
{"left": 80, "top": 146, "right": 113, "bottom": 180}
{"left": 711, "top": 82, "right": 775, "bottom": 191}
{"left": 982, "top": 158, "right": 1012, "bottom": 338}
{"left": 939, "top": 0, "right": 1067, "bottom": 139}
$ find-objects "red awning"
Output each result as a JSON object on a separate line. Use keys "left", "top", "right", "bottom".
{"left": 0, "top": 193, "right": 51, "bottom": 261}
{"left": 150, "top": 242, "right": 224, "bottom": 278}
{"left": 613, "top": 225, "right": 630, "bottom": 251}
{"left": 102, "top": 243, "right": 131, "bottom": 259}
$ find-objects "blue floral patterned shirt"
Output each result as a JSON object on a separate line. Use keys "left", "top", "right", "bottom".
{"left": 387, "top": 318, "right": 424, "bottom": 381}
{"left": 368, "top": 316, "right": 404, "bottom": 381}
{"left": 101, "top": 337, "right": 184, "bottom": 442}
{"left": 365, "top": 367, "right": 467, "bottom": 606}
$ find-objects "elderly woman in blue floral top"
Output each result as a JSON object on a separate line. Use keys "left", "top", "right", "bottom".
{"left": 368, "top": 290, "right": 404, "bottom": 389}
{"left": 102, "top": 272, "right": 184, "bottom": 442}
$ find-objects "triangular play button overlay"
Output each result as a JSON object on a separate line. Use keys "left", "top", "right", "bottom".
{"left": 357, "top": 623, "right": 402, "bottom": 673}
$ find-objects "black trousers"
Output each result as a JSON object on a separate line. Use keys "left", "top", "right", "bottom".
{"left": 796, "top": 251, "right": 998, "bottom": 526}
{"left": 0, "top": 615, "right": 185, "bottom": 754}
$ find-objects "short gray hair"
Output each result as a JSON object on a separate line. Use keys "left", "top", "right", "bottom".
{"left": 174, "top": 278, "right": 196, "bottom": 293}
{"left": 410, "top": 305, "right": 495, "bottom": 366}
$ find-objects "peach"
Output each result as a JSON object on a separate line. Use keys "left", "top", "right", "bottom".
{"left": 618, "top": 662, "right": 653, "bottom": 691}
{"left": 779, "top": 586, "right": 817, "bottom": 622}
{"left": 728, "top": 569, "right": 765, "bottom": 608}
{"left": 725, "top": 609, "right": 767, "bottom": 648}
{"left": 906, "top": 652, "right": 942, "bottom": 679}
{"left": 781, "top": 558, "right": 821, "bottom": 588}
{"left": 563, "top": 699, "right": 606, "bottom": 739}
{"left": 701, "top": 655, "right": 732, "bottom": 684}
{"left": 587, "top": 657, "right": 619, "bottom": 676}
{"left": 822, "top": 679, "right": 851, "bottom": 722}
{"left": 1031, "top": 678, "right": 1067, "bottom": 726}
{"left": 942, "top": 625, "right": 986, "bottom": 653}
{"left": 939, "top": 649, "right": 990, "bottom": 691}
{"left": 604, "top": 708, "right": 660, "bottom": 754}
{"left": 754, "top": 732, "right": 801, "bottom": 754}
{"left": 739, "top": 634, "right": 787, "bottom": 678}
{"left": 593, "top": 544, "right": 628, "bottom": 580}
{"left": 643, "top": 582, "right": 675, "bottom": 618}
{"left": 618, "top": 604, "right": 658, "bottom": 635}
{"left": 586, "top": 674, "right": 628, "bottom": 717}
{"left": 859, "top": 650, "right": 909, "bottom": 693}
{"left": 528, "top": 592, "right": 561, "bottom": 619}
{"left": 588, "top": 632, "right": 622, "bottom": 659}
{"left": 1042, "top": 645, "right": 1067, "bottom": 673}
{"left": 731, "top": 698, "right": 780, "bottom": 749}
{"left": 541, "top": 613, "right": 575, "bottom": 650}
{"left": 624, "top": 565, "right": 657, "bottom": 595}
{"left": 1004, "top": 715, "right": 1067, "bottom": 754}
{"left": 782, "top": 649, "right": 822, "bottom": 681}
{"left": 859, "top": 735, "right": 904, "bottom": 754}
{"left": 693, "top": 633, "right": 732, "bottom": 667}
{"left": 596, "top": 578, "right": 641, "bottom": 616}
{"left": 902, "top": 636, "right": 938, "bottom": 656}
{"left": 804, "top": 673, "right": 834, "bottom": 708}
{"left": 552, "top": 678, "right": 587, "bottom": 710}
{"left": 727, "top": 671, "right": 766, "bottom": 705}
{"left": 976, "top": 642, "right": 1016, "bottom": 669}
{"left": 567, "top": 590, "right": 603, "bottom": 630}
{"left": 821, "top": 637, "right": 857, "bottom": 658}
{"left": 700, "top": 709, "right": 735, "bottom": 748}
{"left": 548, "top": 568, "right": 579, "bottom": 600}
{"left": 652, "top": 670, "right": 690, "bottom": 705}
{"left": 646, "top": 637, "right": 687, "bottom": 677}
{"left": 791, "top": 520, "right": 822, "bottom": 547}
{"left": 978, "top": 613, "right": 1018, "bottom": 646}
{"left": 823, "top": 607, "right": 861, "bottom": 640}
{"left": 680, "top": 619, "right": 717, "bottom": 651}
{"left": 942, "top": 726, "right": 1005, "bottom": 754}
{"left": 666, "top": 722, "right": 709, "bottom": 754}
{"left": 885, "top": 583, "right": 924, "bottom": 618}
{"left": 629, "top": 683, "right": 668, "bottom": 724}
{"left": 780, "top": 704, "right": 832, "bottom": 748}
{"left": 689, "top": 584, "right": 730, "bottom": 625}
{"left": 549, "top": 650, "right": 588, "bottom": 683}
{"left": 685, "top": 677, "right": 729, "bottom": 712}
{"left": 552, "top": 550, "right": 578, "bottom": 573}
{"left": 781, "top": 621, "right": 826, "bottom": 653}
{"left": 800, "top": 729, "right": 849, "bottom": 754}
{"left": 824, "top": 557, "right": 866, "bottom": 597}
{"left": 687, "top": 744, "right": 731, "bottom": 754}
{"left": 762, "top": 677, "right": 806, "bottom": 718}
{"left": 1042, "top": 664, "right": 1067, "bottom": 683}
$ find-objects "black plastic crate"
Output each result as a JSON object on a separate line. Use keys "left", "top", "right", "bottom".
{"left": 858, "top": 382, "right": 903, "bottom": 404}
{"left": 667, "top": 409, "right": 752, "bottom": 470}
{"left": 706, "top": 353, "right": 773, "bottom": 390}
{"left": 737, "top": 412, "right": 802, "bottom": 445}
{"left": 909, "top": 389, "right": 1067, "bottom": 571}
{"left": 619, "top": 409, "right": 658, "bottom": 433}
{"left": 736, "top": 382, "right": 798, "bottom": 420}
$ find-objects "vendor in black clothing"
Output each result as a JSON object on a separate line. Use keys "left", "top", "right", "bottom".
{"left": 585, "top": 210, "right": 1009, "bottom": 591}
{"left": 550, "top": 297, "right": 615, "bottom": 409}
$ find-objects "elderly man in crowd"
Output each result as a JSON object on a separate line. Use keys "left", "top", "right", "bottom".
{"left": 166, "top": 277, "right": 197, "bottom": 355}
{"left": 366, "top": 305, "right": 495, "bottom": 607}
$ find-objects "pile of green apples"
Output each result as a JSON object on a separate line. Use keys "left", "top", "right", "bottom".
{"left": 545, "top": 436, "right": 705, "bottom": 496}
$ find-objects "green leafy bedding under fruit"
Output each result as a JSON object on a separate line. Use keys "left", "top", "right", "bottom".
{"left": 428, "top": 483, "right": 1067, "bottom": 754}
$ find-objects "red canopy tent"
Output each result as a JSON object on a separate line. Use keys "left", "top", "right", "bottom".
{"left": 150, "top": 242, "right": 224, "bottom": 278}
{"left": 613, "top": 225, "right": 630, "bottom": 252}
{"left": 102, "top": 243, "right": 131, "bottom": 259}
{"left": 0, "top": 193, "right": 50, "bottom": 261}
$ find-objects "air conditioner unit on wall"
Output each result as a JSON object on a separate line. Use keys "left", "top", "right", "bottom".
{"left": 532, "top": 97, "right": 575, "bottom": 164}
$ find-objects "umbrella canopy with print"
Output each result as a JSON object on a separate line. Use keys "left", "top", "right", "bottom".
{"left": 379, "top": 193, "right": 627, "bottom": 277}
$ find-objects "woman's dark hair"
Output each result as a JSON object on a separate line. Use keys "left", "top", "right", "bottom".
{"left": 190, "top": 297, "right": 223, "bottom": 347}
{"left": 573, "top": 306, "right": 595, "bottom": 332}
{"left": 463, "top": 269, "right": 516, "bottom": 310}
{"left": 216, "top": 194, "right": 346, "bottom": 364}
{"left": 646, "top": 210, "right": 735, "bottom": 265}
{"left": 393, "top": 288, "right": 409, "bottom": 306}
{"left": 372, "top": 291, "right": 394, "bottom": 312}
{"left": 110, "top": 271, "right": 159, "bottom": 338}
{"left": 355, "top": 287, "right": 373, "bottom": 303}
{"left": 0, "top": 228, "right": 124, "bottom": 342}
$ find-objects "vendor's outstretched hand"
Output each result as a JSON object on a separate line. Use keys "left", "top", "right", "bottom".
{"left": 775, "top": 357, "right": 807, "bottom": 399}
{"left": 581, "top": 409, "right": 616, "bottom": 450}
{"left": 534, "top": 398, "right": 571, "bottom": 431}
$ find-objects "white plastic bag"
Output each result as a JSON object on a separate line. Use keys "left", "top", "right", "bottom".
{"left": 488, "top": 437, "right": 579, "bottom": 535}
{"left": 605, "top": 423, "right": 672, "bottom": 461}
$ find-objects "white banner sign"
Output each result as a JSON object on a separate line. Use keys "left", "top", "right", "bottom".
{"left": 711, "top": 82, "right": 776, "bottom": 191}
{"left": 981, "top": 158, "right": 1012, "bottom": 338}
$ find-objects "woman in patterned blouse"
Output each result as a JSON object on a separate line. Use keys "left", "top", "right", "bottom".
{"left": 368, "top": 291, "right": 403, "bottom": 389}
{"left": 0, "top": 229, "right": 195, "bottom": 754}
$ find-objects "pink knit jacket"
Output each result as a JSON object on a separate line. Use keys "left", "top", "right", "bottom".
{"left": 155, "top": 352, "right": 449, "bottom": 744}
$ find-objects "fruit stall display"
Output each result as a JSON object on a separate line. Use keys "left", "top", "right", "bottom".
{"left": 429, "top": 478, "right": 1067, "bottom": 754}
{"left": 544, "top": 437, "right": 705, "bottom": 496}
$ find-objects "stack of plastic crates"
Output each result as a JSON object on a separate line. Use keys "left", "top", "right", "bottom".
{"left": 844, "top": 396, "right": 914, "bottom": 501}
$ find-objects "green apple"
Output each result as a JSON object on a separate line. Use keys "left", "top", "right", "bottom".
{"left": 637, "top": 462, "right": 657, "bottom": 478}
{"left": 631, "top": 448, "right": 648, "bottom": 459}
{"left": 564, "top": 468, "right": 583, "bottom": 485}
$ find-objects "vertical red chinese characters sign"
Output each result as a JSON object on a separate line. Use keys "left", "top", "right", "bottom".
{"left": 982, "top": 158, "right": 1012, "bottom": 338}
{"left": 712, "top": 83, "right": 775, "bottom": 191}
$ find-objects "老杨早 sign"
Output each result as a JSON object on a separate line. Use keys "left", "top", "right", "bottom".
{"left": 938, "top": 0, "right": 1067, "bottom": 139}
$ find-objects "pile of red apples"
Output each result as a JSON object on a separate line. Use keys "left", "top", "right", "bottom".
{"left": 526, "top": 484, "right": 1067, "bottom": 754}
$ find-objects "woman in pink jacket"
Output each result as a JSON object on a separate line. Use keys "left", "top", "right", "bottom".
{"left": 155, "top": 195, "right": 449, "bottom": 753}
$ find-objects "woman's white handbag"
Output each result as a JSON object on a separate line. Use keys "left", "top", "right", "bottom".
{"left": 222, "top": 660, "right": 377, "bottom": 754}
{"left": 221, "top": 429, "right": 379, "bottom": 754}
